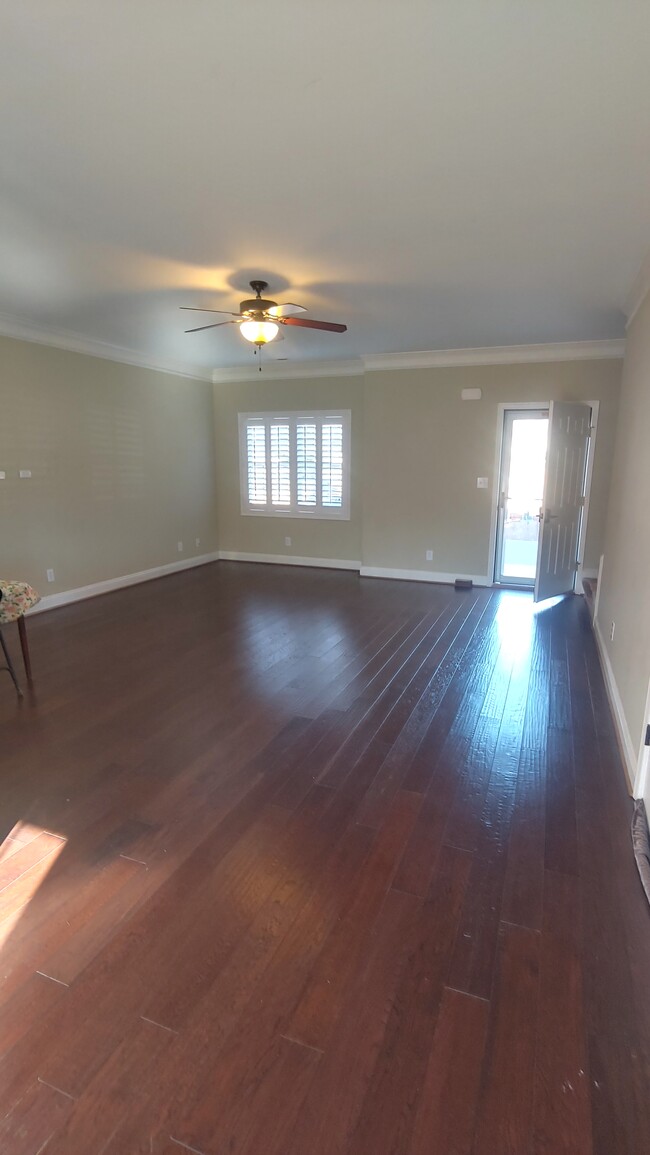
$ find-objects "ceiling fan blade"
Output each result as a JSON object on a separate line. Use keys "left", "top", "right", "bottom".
{"left": 267, "top": 302, "right": 308, "bottom": 318}
{"left": 180, "top": 306, "right": 241, "bottom": 317}
{"left": 279, "top": 316, "right": 347, "bottom": 333}
{"left": 184, "top": 320, "right": 236, "bottom": 333}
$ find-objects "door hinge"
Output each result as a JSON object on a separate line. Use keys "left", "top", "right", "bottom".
{"left": 645, "top": 724, "right": 650, "bottom": 748}
{"left": 574, "top": 560, "right": 580, "bottom": 570}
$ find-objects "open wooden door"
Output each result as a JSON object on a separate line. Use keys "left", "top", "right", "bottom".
{"left": 534, "top": 401, "right": 591, "bottom": 602}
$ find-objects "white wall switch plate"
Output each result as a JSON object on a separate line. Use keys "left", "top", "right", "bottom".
{"left": 0, "top": 471, "right": 5, "bottom": 480}
{"left": 46, "top": 568, "right": 55, "bottom": 582}
{"left": 284, "top": 536, "right": 292, "bottom": 547}
{"left": 195, "top": 537, "right": 200, "bottom": 548}
{"left": 477, "top": 477, "right": 489, "bottom": 489}
{"left": 425, "top": 550, "right": 433, "bottom": 561}
{"left": 177, "top": 541, "right": 183, "bottom": 552}
{"left": 19, "top": 469, "right": 32, "bottom": 478}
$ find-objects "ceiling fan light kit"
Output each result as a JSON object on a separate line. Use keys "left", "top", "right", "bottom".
{"left": 240, "top": 319, "right": 279, "bottom": 345}
{"left": 181, "top": 279, "right": 347, "bottom": 360}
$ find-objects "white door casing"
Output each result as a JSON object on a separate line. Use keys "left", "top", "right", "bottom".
{"left": 534, "top": 401, "right": 591, "bottom": 603}
{"left": 636, "top": 678, "right": 650, "bottom": 804}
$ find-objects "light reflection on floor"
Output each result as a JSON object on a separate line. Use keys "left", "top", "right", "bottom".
{"left": 0, "top": 822, "right": 67, "bottom": 953}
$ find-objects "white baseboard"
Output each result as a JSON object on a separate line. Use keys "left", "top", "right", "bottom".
{"left": 218, "top": 551, "right": 361, "bottom": 571}
{"left": 359, "top": 565, "right": 491, "bottom": 587}
{"left": 26, "top": 553, "right": 492, "bottom": 615}
{"left": 576, "top": 566, "right": 598, "bottom": 597}
{"left": 593, "top": 617, "right": 637, "bottom": 793}
{"left": 28, "top": 552, "right": 220, "bottom": 614}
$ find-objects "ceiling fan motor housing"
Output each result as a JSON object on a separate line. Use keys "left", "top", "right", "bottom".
{"left": 239, "top": 297, "right": 277, "bottom": 315}
{"left": 240, "top": 279, "right": 276, "bottom": 315}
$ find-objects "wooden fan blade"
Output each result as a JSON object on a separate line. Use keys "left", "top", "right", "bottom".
{"left": 180, "top": 306, "right": 241, "bottom": 317}
{"left": 185, "top": 320, "right": 236, "bottom": 333}
{"left": 268, "top": 302, "right": 308, "bottom": 318}
{"left": 279, "top": 316, "right": 347, "bottom": 333}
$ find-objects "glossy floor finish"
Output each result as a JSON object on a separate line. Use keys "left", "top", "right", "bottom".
{"left": 0, "top": 562, "right": 648, "bottom": 1154}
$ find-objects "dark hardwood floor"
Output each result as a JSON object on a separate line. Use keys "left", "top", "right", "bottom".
{"left": 0, "top": 561, "right": 648, "bottom": 1154}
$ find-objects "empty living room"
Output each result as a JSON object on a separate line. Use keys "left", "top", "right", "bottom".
{"left": 2, "top": 3, "right": 650, "bottom": 1153}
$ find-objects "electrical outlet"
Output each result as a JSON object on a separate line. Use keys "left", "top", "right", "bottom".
{"left": 46, "top": 568, "right": 55, "bottom": 583}
{"left": 425, "top": 550, "right": 433, "bottom": 562}
{"left": 177, "top": 541, "right": 183, "bottom": 553}
{"left": 19, "top": 469, "right": 32, "bottom": 479}
{"left": 284, "top": 536, "right": 292, "bottom": 547}
{"left": 0, "top": 471, "right": 5, "bottom": 480}
{"left": 477, "top": 477, "right": 488, "bottom": 489}
{"left": 610, "top": 621, "right": 616, "bottom": 641}
{"left": 195, "top": 537, "right": 200, "bottom": 548}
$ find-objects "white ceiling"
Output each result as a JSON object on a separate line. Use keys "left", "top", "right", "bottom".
{"left": 1, "top": 0, "right": 650, "bottom": 376}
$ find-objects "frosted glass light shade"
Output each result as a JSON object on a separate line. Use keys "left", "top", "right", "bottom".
{"left": 240, "top": 319, "right": 279, "bottom": 344}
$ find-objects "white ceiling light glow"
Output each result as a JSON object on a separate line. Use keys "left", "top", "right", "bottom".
{"left": 239, "top": 319, "right": 279, "bottom": 346}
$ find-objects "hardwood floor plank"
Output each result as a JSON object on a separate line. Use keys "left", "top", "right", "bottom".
{"left": 349, "top": 845, "right": 473, "bottom": 1154}
{"left": 166, "top": 818, "right": 375, "bottom": 1153}
{"left": 545, "top": 725, "right": 579, "bottom": 876}
{"left": 531, "top": 869, "right": 592, "bottom": 1155}
{"left": 41, "top": 1018, "right": 178, "bottom": 1155}
{"left": 0, "top": 1079, "right": 74, "bottom": 1154}
{"left": 447, "top": 638, "right": 531, "bottom": 999}
{"left": 0, "top": 832, "right": 65, "bottom": 893}
{"left": 283, "top": 887, "right": 421, "bottom": 1155}
{"left": 286, "top": 789, "right": 422, "bottom": 1050}
{"left": 0, "top": 973, "right": 67, "bottom": 1061}
{"left": 409, "top": 987, "right": 489, "bottom": 1155}
{"left": 471, "top": 922, "right": 541, "bottom": 1155}
{"left": 356, "top": 592, "right": 495, "bottom": 825}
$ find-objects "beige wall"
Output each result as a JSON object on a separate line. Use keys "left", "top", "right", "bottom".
{"left": 215, "top": 359, "right": 620, "bottom": 580}
{"left": 2, "top": 336, "right": 621, "bottom": 613}
{"left": 596, "top": 296, "right": 650, "bottom": 795}
{"left": 0, "top": 336, "right": 218, "bottom": 595}
{"left": 213, "top": 374, "right": 363, "bottom": 563}
{"left": 363, "top": 359, "right": 621, "bottom": 577}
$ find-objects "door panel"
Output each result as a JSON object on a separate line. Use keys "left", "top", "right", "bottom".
{"left": 534, "top": 401, "right": 591, "bottom": 602}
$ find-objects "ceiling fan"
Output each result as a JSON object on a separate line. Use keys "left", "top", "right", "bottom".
{"left": 181, "top": 280, "right": 347, "bottom": 347}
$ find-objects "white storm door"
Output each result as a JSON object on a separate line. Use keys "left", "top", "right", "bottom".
{"left": 534, "top": 401, "right": 591, "bottom": 603}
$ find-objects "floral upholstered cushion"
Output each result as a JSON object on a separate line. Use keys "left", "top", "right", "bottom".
{"left": 0, "top": 581, "right": 41, "bottom": 623}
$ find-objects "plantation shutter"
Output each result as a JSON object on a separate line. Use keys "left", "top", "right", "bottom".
{"left": 240, "top": 411, "right": 350, "bottom": 518}
{"left": 269, "top": 423, "right": 291, "bottom": 506}
{"left": 321, "top": 422, "right": 343, "bottom": 508}
{"left": 296, "top": 422, "right": 318, "bottom": 506}
{"left": 246, "top": 423, "right": 267, "bottom": 505}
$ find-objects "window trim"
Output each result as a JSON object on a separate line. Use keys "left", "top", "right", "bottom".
{"left": 238, "top": 410, "right": 351, "bottom": 520}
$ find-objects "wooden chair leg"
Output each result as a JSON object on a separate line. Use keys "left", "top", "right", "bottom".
{"left": 17, "top": 615, "right": 33, "bottom": 682}
{"left": 0, "top": 628, "right": 22, "bottom": 696}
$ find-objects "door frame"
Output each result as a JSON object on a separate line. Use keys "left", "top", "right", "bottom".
{"left": 575, "top": 399, "right": 599, "bottom": 596}
{"left": 487, "top": 399, "right": 600, "bottom": 593}
{"left": 493, "top": 406, "right": 549, "bottom": 587}
{"left": 633, "top": 677, "right": 650, "bottom": 801}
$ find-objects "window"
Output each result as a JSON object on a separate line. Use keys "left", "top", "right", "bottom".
{"left": 239, "top": 411, "right": 351, "bottom": 519}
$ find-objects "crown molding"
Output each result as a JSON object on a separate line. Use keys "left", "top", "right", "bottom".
{"left": 361, "top": 339, "right": 625, "bottom": 371}
{"left": 0, "top": 308, "right": 625, "bottom": 385}
{"left": 212, "top": 339, "right": 624, "bottom": 383}
{"left": 624, "top": 249, "right": 650, "bottom": 329}
{"left": 0, "top": 310, "right": 212, "bottom": 382}
{"left": 212, "top": 358, "right": 364, "bottom": 384}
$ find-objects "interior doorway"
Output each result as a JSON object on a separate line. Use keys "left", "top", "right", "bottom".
{"left": 495, "top": 409, "right": 549, "bottom": 587}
